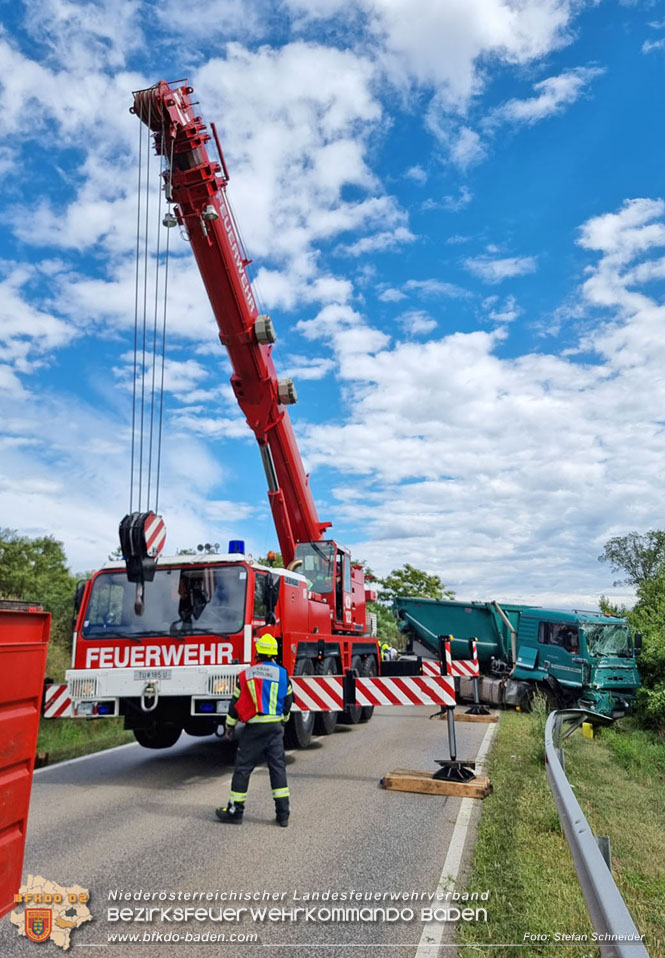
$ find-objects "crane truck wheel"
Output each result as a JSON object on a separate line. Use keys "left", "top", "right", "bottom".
{"left": 359, "top": 655, "right": 377, "bottom": 722}
{"left": 338, "top": 655, "right": 363, "bottom": 724}
{"left": 133, "top": 723, "right": 182, "bottom": 749}
{"left": 313, "top": 657, "right": 339, "bottom": 736}
{"left": 284, "top": 658, "right": 315, "bottom": 749}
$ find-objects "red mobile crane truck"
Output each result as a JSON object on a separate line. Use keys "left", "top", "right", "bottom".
{"left": 57, "top": 81, "right": 378, "bottom": 750}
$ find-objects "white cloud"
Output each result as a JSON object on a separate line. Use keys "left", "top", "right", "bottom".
{"left": 397, "top": 310, "right": 437, "bottom": 335}
{"left": 643, "top": 38, "right": 665, "bottom": 54}
{"left": 404, "top": 164, "right": 428, "bottom": 184}
{"left": 489, "top": 66, "right": 604, "bottom": 126}
{"left": 282, "top": 355, "right": 335, "bottom": 381}
{"left": 404, "top": 278, "right": 470, "bottom": 298}
{"left": 378, "top": 288, "right": 407, "bottom": 303}
{"left": 484, "top": 294, "right": 522, "bottom": 323}
{"left": 463, "top": 254, "right": 538, "bottom": 283}
{"left": 336, "top": 226, "right": 417, "bottom": 256}
{"left": 290, "top": 198, "right": 665, "bottom": 603}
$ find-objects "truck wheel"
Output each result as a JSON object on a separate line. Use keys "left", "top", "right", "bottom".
{"left": 284, "top": 659, "right": 315, "bottom": 749}
{"left": 339, "top": 655, "right": 363, "bottom": 724}
{"left": 313, "top": 657, "right": 339, "bottom": 736}
{"left": 133, "top": 723, "right": 182, "bottom": 749}
{"left": 359, "top": 656, "right": 377, "bottom": 722}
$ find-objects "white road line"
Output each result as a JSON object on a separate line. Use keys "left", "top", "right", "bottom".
{"left": 415, "top": 722, "right": 497, "bottom": 958}
{"left": 33, "top": 742, "right": 139, "bottom": 775}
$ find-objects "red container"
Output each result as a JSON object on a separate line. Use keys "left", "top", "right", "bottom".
{"left": 0, "top": 608, "right": 51, "bottom": 918}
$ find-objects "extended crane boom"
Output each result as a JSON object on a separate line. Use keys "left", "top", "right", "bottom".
{"left": 132, "top": 80, "right": 330, "bottom": 567}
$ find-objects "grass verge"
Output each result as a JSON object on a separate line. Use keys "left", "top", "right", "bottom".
{"left": 37, "top": 718, "right": 134, "bottom": 765}
{"left": 457, "top": 706, "right": 664, "bottom": 958}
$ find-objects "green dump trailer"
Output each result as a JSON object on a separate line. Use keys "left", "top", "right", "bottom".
{"left": 393, "top": 597, "right": 641, "bottom": 719}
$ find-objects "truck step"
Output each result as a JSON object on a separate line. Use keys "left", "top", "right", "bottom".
{"left": 380, "top": 768, "right": 493, "bottom": 799}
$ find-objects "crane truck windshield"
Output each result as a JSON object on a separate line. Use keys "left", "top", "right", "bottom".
{"left": 82, "top": 567, "right": 247, "bottom": 638}
{"left": 583, "top": 622, "right": 632, "bottom": 658}
{"left": 294, "top": 542, "right": 335, "bottom": 593}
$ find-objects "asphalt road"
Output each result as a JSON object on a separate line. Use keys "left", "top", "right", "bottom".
{"left": 1, "top": 708, "right": 493, "bottom": 957}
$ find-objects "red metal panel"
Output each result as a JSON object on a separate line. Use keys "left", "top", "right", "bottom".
{"left": 0, "top": 610, "right": 51, "bottom": 919}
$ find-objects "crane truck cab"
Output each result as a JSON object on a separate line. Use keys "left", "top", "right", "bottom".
{"left": 67, "top": 549, "right": 378, "bottom": 750}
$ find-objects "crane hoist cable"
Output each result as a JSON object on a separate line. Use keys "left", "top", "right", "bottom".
{"left": 129, "top": 114, "right": 143, "bottom": 514}
{"left": 138, "top": 93, "right": 152, "bottom": 511}
{"left": 129, "top": 89, "right": 172, "bottom": 517}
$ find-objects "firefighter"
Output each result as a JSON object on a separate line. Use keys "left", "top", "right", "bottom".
{"left": 381, "top": 642, "right": 390, "bottom": 661}
{"left": 215, "top": 634, "right": 293, "bottom": 827}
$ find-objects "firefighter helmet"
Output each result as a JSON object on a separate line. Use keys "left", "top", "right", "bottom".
{"left": 255, "top": 633, "right": 279, "bottom": 656}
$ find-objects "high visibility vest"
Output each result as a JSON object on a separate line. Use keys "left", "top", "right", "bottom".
{"left": 233, "top": 662, "right": 291, "bottom": 724}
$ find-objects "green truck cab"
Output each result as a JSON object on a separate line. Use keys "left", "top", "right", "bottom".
{"left": 393, "top": 597, "right": 641, "bottom": 719}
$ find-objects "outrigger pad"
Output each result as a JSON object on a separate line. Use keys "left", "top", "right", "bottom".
{"left": 118, "top": 512, "right": 166, "bottom": 584}
{"left": 433, "top": 760, "right": 476, "bottom": 783}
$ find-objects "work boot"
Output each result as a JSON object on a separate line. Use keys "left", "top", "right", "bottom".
{"left": 215, "top": 801, "right": 244, "bottom": 824}
{"left": 275, "top": 797, "right": 289, "bottom": 828}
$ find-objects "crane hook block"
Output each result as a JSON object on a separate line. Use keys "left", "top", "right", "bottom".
{"left": 118, "top": 512, "right": 167, "bottom": 585}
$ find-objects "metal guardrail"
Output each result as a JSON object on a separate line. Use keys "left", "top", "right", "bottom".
{"left": 545, "top": 709, "right": 649, "bottom": 957}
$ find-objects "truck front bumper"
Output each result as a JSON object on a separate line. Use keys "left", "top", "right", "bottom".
{"left": 64, "top": 665, "right": 244, "bottom": 718}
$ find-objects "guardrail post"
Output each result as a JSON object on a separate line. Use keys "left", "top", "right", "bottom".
{"left": 596, "top": 836, "right": 612, "bottom": 872}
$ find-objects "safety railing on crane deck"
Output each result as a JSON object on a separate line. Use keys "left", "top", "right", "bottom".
{"left": 545, "top": 709, "right": 650, "bottom": 958}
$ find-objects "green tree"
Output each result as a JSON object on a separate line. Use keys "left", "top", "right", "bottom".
{"left": 598, "top": 530, "right": 665, "bottom": 587}
{"left": 599, "top": 531, "right": 665, "bottom": 732}
{"left": 378, "top": 563, "right": 453, "bottom": 604}
{"left": 368, "top": 563, "right": 454, "bottom": 648}
{"left": 0, "top": 529, "right": 78, "bottom": 678}
{"left": 257, "top": 551, "right": 284, "bottom": 568}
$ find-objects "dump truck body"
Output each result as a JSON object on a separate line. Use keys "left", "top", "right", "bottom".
{"left": 394, "top": 597, "right": 640, "bottom": 719}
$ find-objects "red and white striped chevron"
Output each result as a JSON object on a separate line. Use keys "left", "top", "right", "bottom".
{"left": 291, "top": 673, "right": 456, "bottom": 711}
{"left": 291, "top": 675, "right": 345, "bottom": 712}
{"left": 422, "top": 659, "right": 480, "bottom": 679}
{"left": 144, "top": 513, "right": 166, "bottom": 557}
{"left": 355, "top": 675, "right": 455, "bottom": 708}
{"left": 43, "top": 684, "right": 73, "bottom": 718}
{"left": 421, "top": 638, "right": 480, "bottom": 679}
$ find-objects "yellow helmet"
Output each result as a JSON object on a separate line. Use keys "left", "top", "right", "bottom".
{"left": 255, "top": 633, "right": 278, "bottom": 656}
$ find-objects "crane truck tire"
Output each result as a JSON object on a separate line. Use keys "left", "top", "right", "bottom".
{"left": 313, "top": 657, "right": 339, "bottom": 736}
{"left": 359, "top": 655, "right": 377, "bottom": 722}
{"left": 133, "top": 723, "right": 182, "bottom": 749}
{"left": 339, "top": 655, "right": 363, "bottom": 724}
{"left": 284, "top": 658, "right": 315, "bottom": 749}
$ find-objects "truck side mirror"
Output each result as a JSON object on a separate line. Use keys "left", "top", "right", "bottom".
{"left": 634, "top": 631, "right": 642, "bottom": 656}
{"left": 72, "top": 579, "right": 88, "bottom": 631}
{"left": 265, "top": 573, "right": 281, "bottom": 624}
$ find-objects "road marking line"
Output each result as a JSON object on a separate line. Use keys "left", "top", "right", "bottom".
{"left": 415, "top": 722, "right": 497, "bottom": 957}
{"left": 33, "top": 742, "right": 140, "bottom": 775}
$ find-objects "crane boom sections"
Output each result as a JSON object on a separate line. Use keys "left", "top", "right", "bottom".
{"left": 132, "top": 81, "right": 330, "bottom": 565}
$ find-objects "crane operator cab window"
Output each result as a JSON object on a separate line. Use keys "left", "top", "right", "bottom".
{"left": 294, "top": 542, "right": 335, "bottom": 595}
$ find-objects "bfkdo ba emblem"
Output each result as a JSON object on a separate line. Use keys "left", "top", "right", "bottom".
{"left": 25, "top": 908, "right": 52, "bottom": 942}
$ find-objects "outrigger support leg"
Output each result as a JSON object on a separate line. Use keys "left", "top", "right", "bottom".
{"left": 465, "top": 638, "right": 490, "bottom": 715}
{"left": 431, "top": 637, "right": 477, "bottom": 783}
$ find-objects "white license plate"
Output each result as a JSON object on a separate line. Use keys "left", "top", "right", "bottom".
{"left": 134, "top": 670, "right": 172, "bottom": 681}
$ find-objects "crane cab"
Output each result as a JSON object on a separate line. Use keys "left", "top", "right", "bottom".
{"left": 293, "top": 541, "right": 366, "bottom": 633}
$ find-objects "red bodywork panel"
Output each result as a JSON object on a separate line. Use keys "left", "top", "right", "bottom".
{"left": 0, "top": 609, "right": 51, "bottom": 918}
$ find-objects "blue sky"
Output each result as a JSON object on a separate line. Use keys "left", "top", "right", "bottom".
{"left": 1, "top": 0, "right": 664, "bottom": 608}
